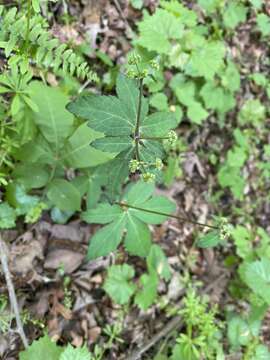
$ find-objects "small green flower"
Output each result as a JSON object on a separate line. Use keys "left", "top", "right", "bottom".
{"left": 219, "top": 218, "right": 232, "bottom": 241}
{"left": 167, "top": 130, "right": 178, "bottom": 145}
{"left": 155, "top": 158, "right": 163, "bottom": 170}
{"left": 140, "top": 68, "right": 148, "bottom": 78}
{"left": 128, "top": 53, "right": 142, "bottom": 65}
{"left": 150, "top": 59, "right": 159, "bottom": 70}
{"left": 129, "top": 159, "right": 141, "bottom": 173}
{"left": 126, "top": 69, "right": 137, "bottom": 79}
{"left": 142, "top": 172, "right": 156, "bottom": 183}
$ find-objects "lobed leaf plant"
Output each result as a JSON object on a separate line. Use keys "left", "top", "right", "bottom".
{"left": 67, "top": 70, "right": 179, "bottom": 195}
{"left": 134, "top": 0, "right": 241, "bottom": 125}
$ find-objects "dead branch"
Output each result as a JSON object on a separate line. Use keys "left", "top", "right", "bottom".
{"left": 0, "top": 234, "right": 29, "bottom": 349}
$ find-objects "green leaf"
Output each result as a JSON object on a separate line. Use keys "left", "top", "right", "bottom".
{"left": 130, "top": 196, "right": 176, "bottom": 224}
{"left": 0, "top": 203, "right": 16, "bottom": 229}
{"left": 60, "top": 344, "right": 91, "bottom": 360}
{"left": 16, "top": 135, "right": 55, "bottom": 165}
{"left": 124, "top": 215, "right": 151, "bottom": 257}
{"left": 130, "top": 0, "right": 143, "bottom": 9}
{"left": 13, "top": 164, "right": 49, "bottom": 189}
{"left": 103, "top": 264, "right": 136, "bottom": 304}
{"left": 147, "top": 245, "right": 171, "bottom": 280}
{"left": 198, "top": 0, "right": 222, "bottom": 13}
{"left": 67, "top": 94, "right": 134, "bottom": 136}
{"left": 245, "top": 258, "right": 270, "bottom": 305}
{"left": 218, "top": 165, "right": 246, "bottom": 200}
{"left": 19, "top": 334, "right": 63, "bottom": 360}
{"left": 200, "top": 83, "right": 236, "bottom": 114}
{"left": 238, "top": 99, "right": 265, "bottom": 126}
{"left": 51, "top": 207, "right": 74, "bottom": 224}
{"left": 257, "top": 14, "right": 270, "bottom": 36}
{"left": 137, "top": 9, "right": 184, "bottom": 53}
{"left": 63, "top": 123, "right": 113, "bottom": 168}
{"left": 47, "top": 179, "right": 81, "bottom": 212}
{"left": 28, "top": 81, "right": 73, "bottom": 148}
{"left": 87, "top": 215, "right": 126, "bottom": 259}
{"left": 85, "top": 172, "right": 104, "bottom": 209}
{"left": 189, "top": 42, "right": 225, "bottom": 79}
{"left": 250, "top": 0, "right": 263, "bottom": 9}
{"left": 32, "top": 0, "right": 40, "bottom": 13}
{"left": 82, "top": 203, "right": 123, "bottom": 224}
{"left": 187, "top": 102, "right": 209, "bottom": 124}
{"left": 140, "top": 139, "right": 165, "bottom": 163}
{"left": 253, "top": 345, "right": 270, "bottom": 360}
{"left": 160, "top": 0, "right": 197, "bottom": 27}
{"left": 170, "top": 78, "right": 196, "bottom": 107}
{"left": 92, "top": 136, "right": 132, "bottom": 153}
{"left": 223, "top": 3, "right": 247, "bottom": 29}
{"left": 197, "top": 230, "right": 221, "bottom": 248}
{"left": 6, "top": 183, "right": 39, "bottom": 216}
{"left": 150, "top": 93, "right": 168, "bottom": 111}
{"left": 99, "top": 152, "right": 131, "bottom": 199}
{"left": 134, "top": 272, "right": 158, "bottom": 310}
{"left": 221, "top": 61, "right": 241, "bottom": 92}
{"left": 116, "top": 74, "right": 148, "bottom": 124}
{"left": 141, "top": 112, "right": 178, "bottom": 137}
{"left": 231, "top": 225, "right": 253, "bottom": 260}
{"left": 227, "top": 316, "right": 251, "bottom": 349}
{"left": 250, "top": 73, "right": 268, "bottom": 87}
{"left": 124, "top": 181, "right": 154, "bottom": 206}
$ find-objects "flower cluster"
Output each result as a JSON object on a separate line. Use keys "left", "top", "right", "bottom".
{"left": 142, "top": 172, "right": 156, "bottom": 183}
{"left": 219, "top": 218, "right": 232, "bottom": 241}
{"left": 167, "top": 130, "right": 178, "bottom": 146}
{"left": 126, "top": 52, "right": 159, "bottom": 80}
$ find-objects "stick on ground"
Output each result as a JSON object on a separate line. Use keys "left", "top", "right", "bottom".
{"left": 0, "top": 234, "right": 29, "bottom": 349}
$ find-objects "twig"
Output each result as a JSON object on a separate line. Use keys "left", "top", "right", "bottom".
{"left": 0, "top": 234, "right": 29, "bottom": 348}
{"left": 127, "top": 273, "right": 227, "bottom": 360}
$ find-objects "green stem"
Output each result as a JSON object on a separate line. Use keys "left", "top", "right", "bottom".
{"left": 134, "top": 78, "right": 143, "bottom": 162}
{"left": 116, "top": 202, "right": 219, "bottom": 230}
{"left": 140, "top": 136, "right": 169, "bottom": 141}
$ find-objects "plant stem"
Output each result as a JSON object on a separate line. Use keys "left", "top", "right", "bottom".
{"left": 140, "top": 136, "right": 169, "bottom": 141}
{"left": 134, "top": 78, "right": 143, "bottom": 162}
{"left": 116, "top": 202, "right": 219, "bottom": 230}
{"left": 0, "top": 235, "right": 29, "bottom": 348}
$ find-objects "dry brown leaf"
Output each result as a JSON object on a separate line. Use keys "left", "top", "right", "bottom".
{"left": 44, "top": 249, "right": 84, "bottom": 274}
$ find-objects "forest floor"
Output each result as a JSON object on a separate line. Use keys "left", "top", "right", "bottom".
{"left": 1, "top": 0, "right": 270, "bottom": 359}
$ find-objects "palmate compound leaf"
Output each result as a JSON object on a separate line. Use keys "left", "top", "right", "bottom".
{"left": 82, "top": 181, "right": 176, "bottom": 259}
{"left": 67, "top": 74, "right": 148, "bottom": 136}
{"left": 67, "top": 74, "right": 178, "bottom": 194}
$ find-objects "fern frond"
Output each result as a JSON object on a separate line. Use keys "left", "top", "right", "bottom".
{"left": 0, "top": 6, "right": 98, "bottom": 82}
